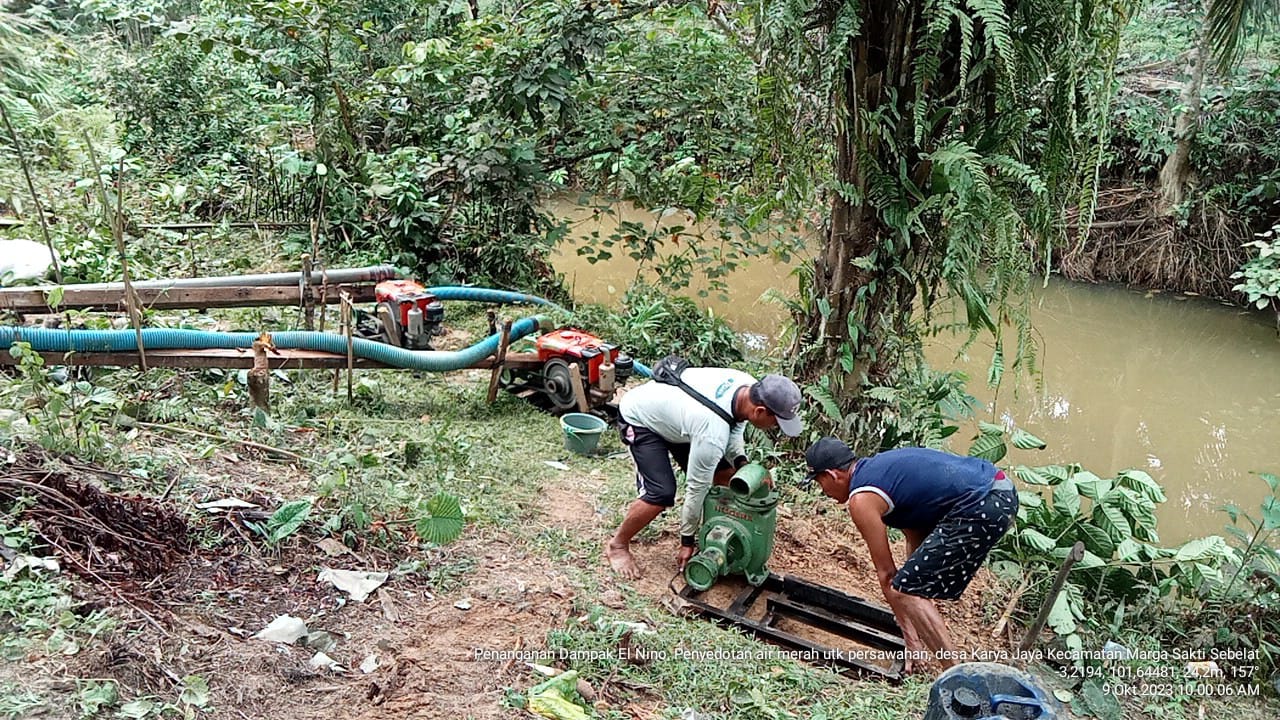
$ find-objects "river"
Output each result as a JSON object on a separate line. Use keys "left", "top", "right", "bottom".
{"left": 550, "top": 199, "right": 1280, "bottom": 544}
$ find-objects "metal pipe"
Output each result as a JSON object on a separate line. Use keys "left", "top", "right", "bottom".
{"left": 0, "top": 265, "right": 400, "bottom": 293}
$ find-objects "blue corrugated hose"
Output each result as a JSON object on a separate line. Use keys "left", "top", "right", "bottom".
{"left": 0, "top": 285, "right": 653, "bottom": 377}
{"left": 424, "top": 286, "right": 651, "bottom": 378}
{"left": 0, "top": 317, "right": 544, "bottom": 372}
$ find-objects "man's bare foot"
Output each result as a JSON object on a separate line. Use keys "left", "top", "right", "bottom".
{"left": 605, "top": 541, "right": 642, "bottom": 579}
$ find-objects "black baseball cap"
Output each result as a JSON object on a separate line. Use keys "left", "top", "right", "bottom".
{"left": 804, "top": 437, "right": 856, "bottom": 484}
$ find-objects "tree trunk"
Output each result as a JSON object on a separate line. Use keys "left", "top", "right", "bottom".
{"left": 800, "top": 6, "right": 921, "bottom": 403}
{"left": 1158, "top": 29, "right": 1208, "bottom": 210}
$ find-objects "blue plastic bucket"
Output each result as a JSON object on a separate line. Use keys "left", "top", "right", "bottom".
{"left": 560, "top": 413, "right": 607, "bottom": 455}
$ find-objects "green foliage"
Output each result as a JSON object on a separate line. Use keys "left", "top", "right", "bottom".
{"left": 991, "top": 460, "right": 1240, "bottom": 659}
{"left": 570, "top": 282, "right": 742, "bottom": 367}
{"left": 0, "top": 343, "right": 123, "bottom": 457}
{"left": 1231, "top": 219, "right": 1280, "bottom": 314}
{"left": 750, "top": 0, "right": 1133, "bottom": 430}
{"left": 245, "top": 498, "right": 313, "bottom": 546}
{"left": 1110, "top": 7, "right": 1279, "bottom": 242}
{"left": 0, "top": 9, "right": 60, "bottom": 108}
{"left": 0, "top": 518, "right": 115, "bottom": 667}
{"left": 1184, "top": 473, "right": 1280, "bottom": 678}
{"left": 416, "top": 491, "right": 464, "bottom": 545}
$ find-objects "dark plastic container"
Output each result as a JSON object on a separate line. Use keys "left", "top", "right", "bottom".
{"left": 923, "top": 663, "right": 1059, "bottom": 720}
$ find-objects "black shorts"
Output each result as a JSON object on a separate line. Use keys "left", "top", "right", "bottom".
{"left": 618, "top": 420, "right": 730, "bottom": 507}
{"left": 890, "top": 480, "right": 1019, "bottom": 601}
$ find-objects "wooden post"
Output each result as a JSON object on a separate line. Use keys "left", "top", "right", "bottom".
{"left": 486, "top": 319, "right": 514, "bottom": 404}
{"left": 567, "top": 362, "right": 590, "bottom": 413}
{"left": 301, "top": 253, "right": 314, "bottom": 330}
{"left": 341, "top": 291, "right": 354, "bottom": 402}
{"left": 248, "top": 332, "right": 273, "bottom": 413}
{"left": 1018, "top": 541, "right": 1085, "bottom": 655}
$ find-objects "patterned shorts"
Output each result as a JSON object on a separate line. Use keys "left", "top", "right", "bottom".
{"left": 890, "top": 482, "right": 1018, "bottom": 601}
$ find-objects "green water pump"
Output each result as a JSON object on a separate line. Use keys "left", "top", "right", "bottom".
{"left": 683, "top": 463, "right": 779, "bottom": 591}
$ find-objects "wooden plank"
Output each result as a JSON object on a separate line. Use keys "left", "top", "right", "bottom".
{"left": 471, "top": 352, "right": 542, "bottom": 370}
{"left": 0, "top": 348, "right": 393, "bottom": 370}
{"left": 137, "top": 222, "right": 309, "bottom": 231}
{"left": 0, "top": 283, "right": 377, "bottom": 313}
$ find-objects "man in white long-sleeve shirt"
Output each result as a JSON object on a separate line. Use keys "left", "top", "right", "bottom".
{"left": 606, "top": 367, "right": 804, "bottom": 579}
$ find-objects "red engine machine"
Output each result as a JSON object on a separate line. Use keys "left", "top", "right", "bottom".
{"left": 370, "top": 280, "right": 446, "bottom": 349}
{"left": 506, "top": 327, "right": 634, "bottom": 412}
{"left": 360, "top": 281, "right": 634, "bottom": 412}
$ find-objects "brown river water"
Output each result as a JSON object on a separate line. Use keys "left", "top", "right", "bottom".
{"left": 550, "top": 199, "right": 1280, "bottom": 543}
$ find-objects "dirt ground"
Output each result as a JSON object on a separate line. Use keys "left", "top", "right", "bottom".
{"left": 9, "top": 449, "right": 1012, "bottom": 719}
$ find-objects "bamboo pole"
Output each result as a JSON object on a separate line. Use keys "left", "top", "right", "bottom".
{"left": 0, "top": 100, "right": 64, "bottom": 285}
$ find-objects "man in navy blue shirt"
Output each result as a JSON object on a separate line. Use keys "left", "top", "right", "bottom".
{"left": 804, "top": 437, "right": 1018, "bottom": 670}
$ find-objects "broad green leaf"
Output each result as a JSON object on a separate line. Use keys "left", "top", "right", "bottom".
{"left": 1080, "top": 678, "right": 1122, "bottom": 720}
{"left": 978, "top": 421, "right": 1005, "bottom": 435}
{"left": 1116, "top": 538, "right": 1146, "bottom": 563}
{"left": 180, "top": 675, "right": 210, "bottom": 708}
{"left": 1014, "top": 465, "right": 1061, "bottom": 486}
{"left": 1016, "top": 490, "right": 1043, "bottom": 509}
{"left": 119, "top": 699, "right": 155, "bottom": 719}
{"left": 1073, "top": 471, "right": 1111, "bottom": 500}
{"left": 1019, "top": 528, "right": 1057, "bottom": 552}
{"left": 1262, "top": 496, "right": 1280, "bottom": 530}
{"left": 1053, "top": 480, "right": 1081, "bottom": 518}
{"left": 1194, "top": 562, "right": 1223, "bottom": 584}
{"left": 967, "top": 432, "right": 1007, "bottom": 463}
{"left": 1076, "top": 549, "right": 1106, "bottom": 569}
{"left": 1175, "top": 535, "right": 1231, "bottom": 562}
{"left": 1260, "top": 472, "right": 1280, "bottom": 493}
{"left": 1010, "top": 428, "right": 1046, "bottom": 450}
{"left": 1116, "top": 469, "right": 1166, "bottom": 503}
{"left": 1091, "top": 503, "right": 1132, "bottom": 543}
{"left": 1046, "top": 591, "right": 1076, "bottom": 635}
{"left": 1078, "top": 523, "right": 1116, "bottom": 558}
{"left": 268, "top": 499, "right": 312, "bottom": 543}
{"left": 417, "top": 491, "right": 465, "bottom": 545}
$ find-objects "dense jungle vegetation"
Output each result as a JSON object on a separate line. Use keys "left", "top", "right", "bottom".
{"left": 1, "top": 0, "right": 1279, "bottom": 718}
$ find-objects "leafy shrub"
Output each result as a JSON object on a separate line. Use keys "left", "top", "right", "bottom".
{"left": 570, "top": 281, "right": 742, "bottom": 368}
{"left": 991, "top": 461, "right": 1242, "bottom": 658}
{"left": 1231, "top": 219, "right": 1280, "bottom": 321}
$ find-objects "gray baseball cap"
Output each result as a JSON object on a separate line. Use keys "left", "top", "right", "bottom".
{"left": 758, "top": 374, "right": 803, "bottom": 436}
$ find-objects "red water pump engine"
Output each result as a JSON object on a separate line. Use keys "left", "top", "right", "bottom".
{"left": 373, "top": 280, "right": 445, "bottom": 349}
{"left": 515, "top": 328, "right": 634, "bottom": 411}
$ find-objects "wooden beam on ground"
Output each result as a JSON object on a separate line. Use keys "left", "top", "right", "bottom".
{"left": 0, "top": 283, "right": 377, "bottom": 313}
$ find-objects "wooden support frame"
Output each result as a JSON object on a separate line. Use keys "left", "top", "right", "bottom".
{"left": 567, "top": 361, "right": 590, "bottom": 413}
{"left": 0, "top": 283, "right": 377, "bottom": 314}
{"left": 486, "top": 319, "right": 514, "bottom": 404}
